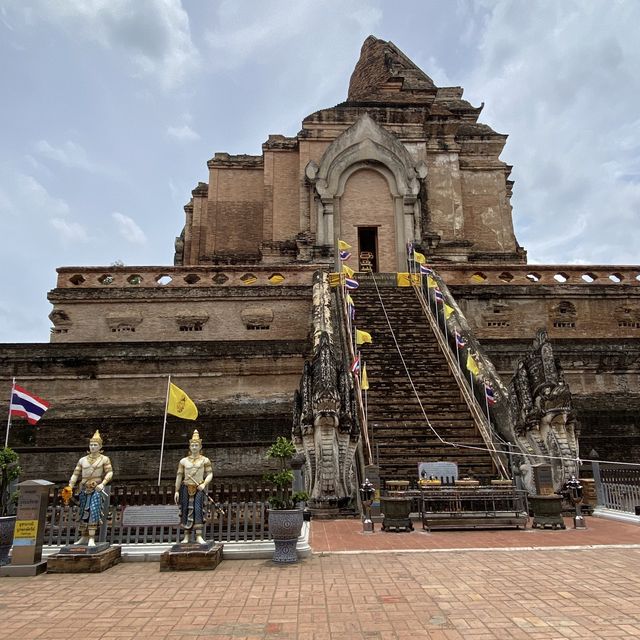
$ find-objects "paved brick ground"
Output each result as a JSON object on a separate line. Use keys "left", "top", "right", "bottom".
{"left": 2, "top": 518, "right": 639, "bottom": 639}
{"left": 310, "top": 516, "right": 640, "bottom": 552}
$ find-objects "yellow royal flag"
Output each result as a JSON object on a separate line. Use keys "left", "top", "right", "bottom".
{"left": 426, "top": 275, "right": 438, "bottom": 288}
{"left": 342, "top": 263, "right": 355, "bottom": 278}
{"left": 444, "top": 303, "right": 455, "bottom": 319}
{"left": 361, "top": 364, "right": 369, "bottom": 391}
{"left": 413, "top": 251, "right": 426, "bottom": 264}
{"left": 168, "top": 383, "right": 198, "bottom": 420}
{"left": 338, "top": 239, "right": 351, "bottom": 251}
{"left": 410, "top": 273, "right": 420, "bottom": 285}
{"left": 466, "top": 353, "right": 480, "bottom": 376}
{"left": 396, "top": 272, "right": 411, "bottom": 287}
{"left": 328, "top": 272, "right": 343, "bottom": 287}
{"left": 356, "top": 329, "right": 372, "bottom": 345}
{"left": 346, "top": 293, "right": 355, "bottom": 307}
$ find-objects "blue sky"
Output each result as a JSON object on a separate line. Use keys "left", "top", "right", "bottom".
{"left": 1, "top": 0, "right": 639, "bottom": 342}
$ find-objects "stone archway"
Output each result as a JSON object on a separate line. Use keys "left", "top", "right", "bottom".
{"left": 305, "top": 113, "right": 427, "bottom": 271}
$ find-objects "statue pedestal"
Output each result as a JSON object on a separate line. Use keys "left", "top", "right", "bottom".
{"left": 47, "top": 544, "right": 121, "bottom": 573}
{"left": 160, "top": 542, "right": 223, "bottom": 571}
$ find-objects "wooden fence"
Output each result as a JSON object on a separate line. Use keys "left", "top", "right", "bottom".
{"left": 44, "top": 481, "right": 290, "bottom": 546}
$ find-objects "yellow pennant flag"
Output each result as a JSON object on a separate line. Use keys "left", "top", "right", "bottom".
{"left": 444, "top": 303, "right": 455, "bottom": 319}
{"left": 413, "top": 251, "right": 426, "bottom": 264}
{"left": 168, "top": 383, "right": 198, "bottom": 420}
{"left": 356, "top": 329, "right": 372, "bottom": 345}
{"left": 346, "top": 294, "right": 355, "bottom": 307}
{"left": 410, "top": 273, "right": 420, "bottom": 285}
{"left": 466, "top": 353, "right": 480, "bottom": 376}
{"left": 361, "top": 364, "right": 369, "bottom": 391}
{"left": 427, "top": 275, "right": 438, "bottom": 288}
{"left": 328, "top": 272, "right": 343, "bottom": 287}
{"left": 396, "top": 272, "right": 411, "bottom": 287}
{"left": 342, "top": 263, "right": 355, "bottom": 278}
{"left": 338, "top": 239, "right": 351, "bottom": 251}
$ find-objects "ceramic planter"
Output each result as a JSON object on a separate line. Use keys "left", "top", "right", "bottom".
{"left": 0, "top": 515, "right": 16, "bottom": 566}
{"left": 268, "top": 508, "right": 303, "bottom": 563}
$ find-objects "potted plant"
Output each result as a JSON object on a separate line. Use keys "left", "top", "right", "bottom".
{"left": 0, "top": 447, "right": 20, "bottom": 566}
{"left": 264, "top": 436, "right": 308, "bottom": 563}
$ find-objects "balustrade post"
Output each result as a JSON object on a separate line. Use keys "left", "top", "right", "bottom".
{"left": 591, "top": 460, "right": 604, "bottom": 507}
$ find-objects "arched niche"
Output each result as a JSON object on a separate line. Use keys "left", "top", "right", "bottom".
{"left": 306, "top": 113, "right": 426, "bottom": 271}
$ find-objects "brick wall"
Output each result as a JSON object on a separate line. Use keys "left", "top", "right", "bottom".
{"left": 210, "top": 167, "right": 264, "bottom": 256}
{"left": 340, "top": 168, "right": 396, "bottom": 272}
{"left": 271, "top": 151, "right": 302, "bottom": 241}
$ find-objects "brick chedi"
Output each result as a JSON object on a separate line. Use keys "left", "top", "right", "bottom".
{"left": 2, "top": 36, "right": 638, "bottom": 483}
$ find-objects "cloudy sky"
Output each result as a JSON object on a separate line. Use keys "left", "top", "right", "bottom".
{"left": 1, "top": 0, "right": 638, "bottom": 343}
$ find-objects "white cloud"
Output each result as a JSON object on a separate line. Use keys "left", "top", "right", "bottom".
{"left": 112, "top": 212, "right": 147, "bottom": 244}
{"left": 35, "top": 139, "right": 98, "bottom": 172}
{"left": 50, "top": 218, "right": 89, "bottom": 242}
{"left": 15, "top": 0, "right": 200, "bottom": 89}
{"left": 462, "top": 0, "right": 640, "bottom": 265}
{"left": 0, "top": 173, "right": 70, "bottom": 218}
{"left": 206, "top": 0, "right": 381, "bottom": 71}
{"left": 167, "top": 124, "right": 199, "bottom": 141}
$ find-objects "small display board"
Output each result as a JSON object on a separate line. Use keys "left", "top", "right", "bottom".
{"left": 122, "top": 504, "right": 180, "bottom": 526}
{"left": 418, "top": 461, "right": 458, "bottom": 484}
{"left": 532, "top": 463, "right": 555, "bottom": 495}
{"left": 13, "top": 519, "right": 38, "bottom": 546}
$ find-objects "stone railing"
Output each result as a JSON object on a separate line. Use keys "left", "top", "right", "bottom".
{"left": 436, "top": 264, "right": 640, "bottom": 286}
{"left": 54, "top": 265, "right": 317, "bottom": 289}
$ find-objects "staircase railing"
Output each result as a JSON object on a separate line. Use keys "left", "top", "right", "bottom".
{"left": 410, "top": 278, "right": 511, "bottom": 479}
{"left": 331, "top": 280, "right": 374, "bottom": 469}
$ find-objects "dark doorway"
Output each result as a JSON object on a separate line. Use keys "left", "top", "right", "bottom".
{"left": 358, "top": 227, "right": 378, "bottom": 272}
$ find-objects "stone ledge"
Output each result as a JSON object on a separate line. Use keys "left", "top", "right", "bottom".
{"left": 42, "top": 522, "right": 311, "bottom": 562}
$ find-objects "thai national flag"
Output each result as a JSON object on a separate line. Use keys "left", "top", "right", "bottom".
{"left": 339, "top": 250, "right": 352, "bottom": 261}
{"left": 485, "top": 383, "right": 496, "bottom": 406}
{"left": 345, "top": 277, "right": 359, "bottom": 290}
{"left": 420, "top": 264, "right": 434, "bottom": 275}
{"left": 455, "top": 330, "right": 467, "bottom": 349}
{"left": 10, "top": 385, "right": 50, "bottom": 425}
{"left": 350, "top": 355, "right": 361, "bottom": 375}
{"left": 434, "top": 288, "right": 444, "bottom": 303}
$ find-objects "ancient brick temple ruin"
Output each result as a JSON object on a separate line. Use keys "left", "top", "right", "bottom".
{"left": 2, "top": 37, "right": 638, "bottom": 502}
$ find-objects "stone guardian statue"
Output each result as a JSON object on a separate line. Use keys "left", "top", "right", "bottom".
{"left": 174, "top": 429, "right": 213, "bottom": 544}
{"left": 66, "top": 430, "right": 113, "bottom": 547}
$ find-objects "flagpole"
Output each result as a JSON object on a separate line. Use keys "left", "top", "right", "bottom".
{"left": 5, "top": 377, "right": 16, "bottom": 448}
{"left": 484, "top": 383, "right": 491, "bottom": 419}
{"left": 443, "top": 307, "right": 449, "bottom": 344}
{"left": 158, "top": 375, "right": 171, "bottom": 487}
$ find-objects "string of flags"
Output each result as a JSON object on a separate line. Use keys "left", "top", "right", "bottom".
{"left": 331, "top": 238, "right": 498, "bottom": 416}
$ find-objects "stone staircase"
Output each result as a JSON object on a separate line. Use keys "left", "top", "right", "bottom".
{"left": 352, "top": 284, "right": 497, "bottom": 484}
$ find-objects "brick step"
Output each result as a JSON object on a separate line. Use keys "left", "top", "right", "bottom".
{"left": 350, "top": 286, "right": 496, "bottom": 482}
{"left": 369, "top": 419, "right": 477, "bottom": 429}
{"left": 367, "top": 396, "right": 471, "bottom": 412}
